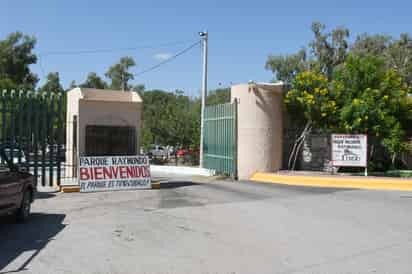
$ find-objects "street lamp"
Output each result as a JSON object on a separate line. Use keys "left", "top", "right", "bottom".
{"left": 199, "top": 31, "right": 208, "bottom": 168}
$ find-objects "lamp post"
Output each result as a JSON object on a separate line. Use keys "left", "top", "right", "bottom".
{"left": 199, "top": 31, "right": 208, "bottom": 168}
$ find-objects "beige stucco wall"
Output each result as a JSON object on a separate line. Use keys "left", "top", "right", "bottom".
{"left": 65, "top": 88, "right": 142, "bottom": 179}
{"left": 231, "top": 83, "right": 284, "bottom": 180}
{"left": 78, "top": 100, "right": 142, "bottom": 156}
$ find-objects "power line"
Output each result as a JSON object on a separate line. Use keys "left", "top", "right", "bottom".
{"left": 134, "top": 40, "right": 201, "bottom": 77}
{"left": 40, "top": 40, "right": 197, "bottom": 56}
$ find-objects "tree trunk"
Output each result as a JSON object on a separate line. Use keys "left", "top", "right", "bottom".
{"left": 288, "top": 121, "right": 312, "bottom": 170}
{"left": 391, "top": 153, "right": 397, "bottom": 169}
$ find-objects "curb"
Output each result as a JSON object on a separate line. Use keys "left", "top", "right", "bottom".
{"left": 151, "top": 181, "right": 161, "bottom": 189}
{"left": 60, "top": 181, "right": 162, "bottom": 192}
{"left": 250, "top": 172, "right": 412, "bottom": 191}
{"left": 60, "top": 185, "right": 80, "bottom": 193}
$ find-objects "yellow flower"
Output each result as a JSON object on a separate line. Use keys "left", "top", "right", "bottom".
{"left": 321, "top": 113, "right": 327, "bottom": 117}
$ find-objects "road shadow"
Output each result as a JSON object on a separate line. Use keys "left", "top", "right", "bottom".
{"left": 157, "top": 181, "right": 200, "bottom": 189}
{"left": 35, "top": 192, "right": 57, "bottom": 199}
{"left": 0, "top": 213, "right": 66, "bottom": 273}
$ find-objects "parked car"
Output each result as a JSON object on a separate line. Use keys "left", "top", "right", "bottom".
{"left": 148, "top": 145, "right": 169, "bottom": 160}
{"left": 46, "top": 144, "right": 66, "bottom": 162}
{"left": 0, "top": 148, "right": 36, "bottom": 222}
{"left": 176, "top": 148, "right": 193, "bottom": 157}
{"left": 4, "top": 148, "right": 27, "bottom": 165}
{"left": 176, "top": 149, "right": 188, "bottom": 157}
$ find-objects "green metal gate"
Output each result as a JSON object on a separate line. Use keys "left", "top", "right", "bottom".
{"left": 0, "top": 90, "right": 65, "bottom": 187}
{"left": 203, "top": 100, "right": 237, "bottom": 177}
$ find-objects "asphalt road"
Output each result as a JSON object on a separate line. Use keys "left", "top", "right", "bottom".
{"left": 1, "top": 180, "right": 412, "bottom": 274}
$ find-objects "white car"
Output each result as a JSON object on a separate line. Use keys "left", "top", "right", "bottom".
{"left": 148, "top": 145, "right": 169, "bottom": 160}
{"left": 4, "top": 148, "right": 27, "bottom": 165}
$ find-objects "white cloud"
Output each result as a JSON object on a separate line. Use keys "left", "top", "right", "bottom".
{"left": 153, "top": 53, "right": 172, "bottom": 61}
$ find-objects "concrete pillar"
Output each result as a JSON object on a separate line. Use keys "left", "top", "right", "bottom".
{"left": 231, "top": 83, "right": 284, "bottom": 180}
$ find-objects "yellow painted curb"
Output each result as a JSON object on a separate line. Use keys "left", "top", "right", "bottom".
{"left": 60, "top": 186, "right": 81, "bottom": 193}
{"left": 250, "top": 173, "right": 412, "bottom": 191}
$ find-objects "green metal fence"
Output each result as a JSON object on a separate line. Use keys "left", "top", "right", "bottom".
{"left": 0, "top": 90, "right": 65, "bottom": 187}
{"left": 203, "top": 100, "right": 237, "bottom": 177}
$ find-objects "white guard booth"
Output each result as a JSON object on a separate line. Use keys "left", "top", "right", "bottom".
{"left": 65, "top": 88, "right": 143, "bottom": 183}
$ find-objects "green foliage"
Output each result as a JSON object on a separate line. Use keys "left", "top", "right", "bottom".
{"left": 38, "top": 72, "right": 64, "bottom": 93}
{"left": 265, "top": 22, "right": 350, "bottom": 84}
{"left": 206, "top": 87, "right": 231, "bottom": 105}
{"left": 132, "top": 84, "right": 145, "bottom": 95}
{"left": 268, "top": 22, "right": 412, "bottom": 170}
{"left": 80, "top": 72, "right": 108, "bottom": 89}
{"left": 0, "top": 32, "right": 38, "bottom": 90}
{"left": 105, "top": 56, "right": 136, "bottom": 90}
{"left": 265, "top": 49, "right": 308, "bottom": 85}
{"left": 384, "top": 33, "right": 412, "bottom": 86}
{"left": 287, "top": 55, "right": 411, "bottom": 169}
{"left": 351, "top": 33, "right": 392, "bottom": 56}
{"left": 285, "top": 71, "right": 339, "bottom": 129}
{"left": 335, "top": 55, "right": 410, "bottom": 138}
{"left": 140, "top": 90, "right": 200, "bottom": 149}
{"left": 68, "top": 80, "right": 77, "bottom": 90}
{"left": 309, "top": 22, "right": 350, "bottom": 80}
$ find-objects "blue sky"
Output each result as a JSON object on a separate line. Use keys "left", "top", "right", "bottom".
{"left": 1, "top": 0, "right": 411, "bottom": 96}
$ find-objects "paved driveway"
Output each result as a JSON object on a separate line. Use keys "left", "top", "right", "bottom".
{"left": 1, "top": 180, "right": 412, "bottom": 274}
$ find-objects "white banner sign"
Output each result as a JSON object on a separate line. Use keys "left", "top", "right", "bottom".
{"left": 79, "top": 155, "right": 151, "bottom": 192}
{"left": 331, "top": 134, "right": 367, "bottom": 167}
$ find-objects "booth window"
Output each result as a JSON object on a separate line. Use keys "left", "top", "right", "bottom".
{"left": 85, "top": 125, "right": 136, "bottom": 156}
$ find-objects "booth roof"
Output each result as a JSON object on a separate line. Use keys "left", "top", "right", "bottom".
{"left": 231, "top": 81, "right": 285, "bottom": 94}
{"left": 68, "top": 88, "right": 143, "bottom": 103}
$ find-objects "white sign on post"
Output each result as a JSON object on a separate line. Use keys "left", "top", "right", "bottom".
{"left": 331, "top": 134, "right": 367, "bottom": 167}
{"left": 79, "top": 155, "right": 151, "bottom": 192}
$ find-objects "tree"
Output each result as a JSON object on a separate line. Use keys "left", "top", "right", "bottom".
{"left": 265, "top": 22, "right": 349, "bottom": 85}
{"left": 0, "top": 32, "right": 38, "bottom": 90}
{"left": 384, "top": 33, "right": 412, "bottom": 86}
{"left": 284, "top": 70, "right": 340, "bottom": 169}
{"left": 80, "top": 72, "right": 107, "bottom": 89}
{"left": 132, "top": 84, "right": 145, "bottom": 95}
{"left": 206, "top": 87, "right": 231, "bottom": 105}
{"left": 68, "top": 80, "right": 77, "bottom": 90}
{"left": 105, "top": 56, "right": 136, "bottom": 91}
{"left": 265, "top": 49, "right": 308, "bottom": 85}
{"left": 335, "top": 55, "right": 411, "bottom": 167}
{"left": 309, "top": 22, "right": 350, "bottom": 80}
{"left": 140, "top": 90, "right": 200, "bottom": 149}
{"left": 38, "top": 72, "right": 64, "bottom": 93}
{"left": 351, "top": 33, "right": 392, "bottom": 56}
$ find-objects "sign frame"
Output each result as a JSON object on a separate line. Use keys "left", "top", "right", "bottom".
{"left": 331, "top": 134, "right": 368, "bottom": 168}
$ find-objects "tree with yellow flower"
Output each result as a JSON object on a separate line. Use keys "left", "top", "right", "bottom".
{"left": 285, "top": 70, "right": 341, "bottom": 169}
{"left": 335, "top": 54, "right": 411, "bottom": 167}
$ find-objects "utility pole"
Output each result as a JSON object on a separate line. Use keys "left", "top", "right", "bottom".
{"left": 199, "top": 31, "right": 208, "bottom": 168}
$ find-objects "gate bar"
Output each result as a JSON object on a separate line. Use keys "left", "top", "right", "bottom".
{"left": 48, "top": 94, "right": 54, "bottom": 187}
